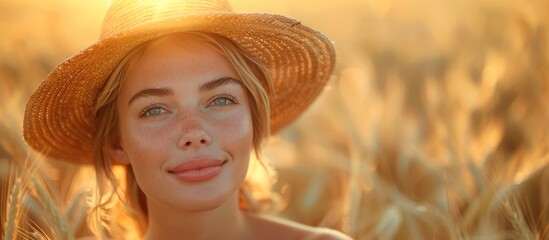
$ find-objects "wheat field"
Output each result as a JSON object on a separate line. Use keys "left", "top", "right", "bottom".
{"left": 1, "top": 0, "right": 548, "bottom": 239}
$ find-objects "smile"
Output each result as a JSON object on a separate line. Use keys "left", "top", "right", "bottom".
{"left": 169, "top": 158, "right": 226, "bottom": 182}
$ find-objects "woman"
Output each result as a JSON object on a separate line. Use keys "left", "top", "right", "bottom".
{"left": 23, "top": 0, "right": 346, "bottom": 239}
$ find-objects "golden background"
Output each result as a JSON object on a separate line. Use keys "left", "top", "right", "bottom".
{"left": 1, "top": 0, "right": 548, "bottom": 239}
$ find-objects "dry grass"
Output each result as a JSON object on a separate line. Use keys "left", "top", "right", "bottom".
{"left": 1, "top": 0, "right": 549, "bottom": 239}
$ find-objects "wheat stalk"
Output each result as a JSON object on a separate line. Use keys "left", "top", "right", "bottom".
{"left": 3, "top": 177, "right": 26, "bottom": 240}
{"left": 28, "top": 176, "right": 73, "bottom": 240}
{"left": 64, "top": 190, "right": 91, "bottom": 237}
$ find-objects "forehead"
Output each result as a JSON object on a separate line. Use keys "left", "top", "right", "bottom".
{"left": 120, "top": 34, "right": 239, "bottom": 93}
{"left": 139, "top": 34, "right": 227, "bottom": 71}
{"left": 144, "top": 33, "right": 222, "bottom": 57}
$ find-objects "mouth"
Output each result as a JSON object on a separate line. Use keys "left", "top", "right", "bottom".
{"left": 169, "top": 158, "right": 227, "bottom": 182}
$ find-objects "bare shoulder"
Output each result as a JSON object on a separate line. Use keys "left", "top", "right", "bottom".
{"left": 306, "top": 228, "right": 354, "bottom": 240}
{"left": 245, "top": 213, "right": 353, "bottom": 240}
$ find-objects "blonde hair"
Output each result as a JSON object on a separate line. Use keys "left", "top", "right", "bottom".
{"left": 92, "top": 32, "right": 274, "bottom": 238}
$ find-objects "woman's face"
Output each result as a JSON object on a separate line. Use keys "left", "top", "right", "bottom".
{"left": 111, "top": 36, "right": 253, "bottom": 212}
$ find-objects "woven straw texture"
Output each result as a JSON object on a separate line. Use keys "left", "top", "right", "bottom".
{"left": 23, "top": 0, "right": 336, "bottom": 163}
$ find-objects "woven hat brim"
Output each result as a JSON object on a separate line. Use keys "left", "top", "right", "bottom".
{"left": 23, "top": 12, "right": 336, "bottom": 164}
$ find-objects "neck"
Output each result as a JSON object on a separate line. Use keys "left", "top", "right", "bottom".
{"left": 143, "top": 192, "right": 247, "bottom": 240}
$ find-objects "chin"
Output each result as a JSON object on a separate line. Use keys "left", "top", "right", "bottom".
{"left": 167, "top": 188, "right": 239, "bottom": 213}
{"left": 180, "top": 199, "right": 227, "bottom": 212}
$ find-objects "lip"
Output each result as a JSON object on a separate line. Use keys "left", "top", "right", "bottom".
{"left": 169, "top": 157, "right": 226, "bottom": 182}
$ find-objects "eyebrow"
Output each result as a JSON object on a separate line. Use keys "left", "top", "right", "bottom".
{"left": 199, "top": 77, "right": 241, "bottom": 92}
{"left": 127, "top": 77, "right": 241, "bottom": 107}
{"left": 128, "top": 88, "right": 174, "bottom": 107}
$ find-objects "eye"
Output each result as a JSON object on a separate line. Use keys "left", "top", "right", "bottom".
{"left": 139, "top": 105, "right": 168, "bottom": 118}
{"left": 208, "top": 93, "right": 238, "bottom": 107}
{"left": 212, "top": 97, "right": 231, "bottom": 106}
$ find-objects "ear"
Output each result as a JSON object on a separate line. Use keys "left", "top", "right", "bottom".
{"left": 106, "top": 134, "right": 130, "bottom": 165}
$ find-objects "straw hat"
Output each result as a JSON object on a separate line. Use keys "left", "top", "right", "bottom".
{"left": 23, "top": 0, "right": 336, "bottom": 164}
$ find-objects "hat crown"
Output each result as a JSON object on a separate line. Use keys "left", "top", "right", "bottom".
{"left": 100, "top": 0, "right": 233, "bottom": 39}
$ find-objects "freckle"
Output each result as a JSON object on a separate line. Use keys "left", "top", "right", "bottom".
{"left": 152, "top": 124, "right": 172, "bottom": 144}
{"left": 219, "top": 118, "right": 235, "bottom": 131}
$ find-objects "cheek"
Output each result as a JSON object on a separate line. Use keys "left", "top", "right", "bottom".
{"left": 217, "top": 112, "right": 253, "bottom": 184}
{"left": 127, "top": 124, "right": 173, "bottom": 144}
{"left": 119, "top": 119, "right": 175, "bottom": 164}
{"left": 216, "top": 111, "right": 254, "bottom": 153}
{"left": 118, "top": 123, "right": 175, "bottom": 189}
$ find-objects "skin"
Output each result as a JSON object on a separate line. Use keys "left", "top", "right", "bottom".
{"left": 107, "top": 34, "right": 352, "bottom": 240}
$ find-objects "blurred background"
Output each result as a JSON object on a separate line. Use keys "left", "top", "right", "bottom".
{"left": 1, "top": 0, "right": 548, "bottom": 239}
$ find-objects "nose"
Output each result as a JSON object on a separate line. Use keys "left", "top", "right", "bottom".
{"left": 178, "top": 130, "right": 211, "bottom": 149}
{"left": 177, "top": 114, "right": 212, "bottom": 149}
